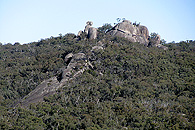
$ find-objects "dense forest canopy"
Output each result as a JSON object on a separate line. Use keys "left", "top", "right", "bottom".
{"left": 0, "top": 25, "right": 195, "bottom": 129}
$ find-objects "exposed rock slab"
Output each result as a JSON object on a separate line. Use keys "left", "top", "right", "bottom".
{"left": 20, "top": 77, "right": 60, "bottom": 106}
{"left": 16, "top": 53, "right": 93, "bottom": 107}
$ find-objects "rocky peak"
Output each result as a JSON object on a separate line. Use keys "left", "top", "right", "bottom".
{"left": 107, "top": 20, "right": 167, "bottom": 50}
{"left": 76, "top": 20, "right": 167, "bottom": 50}
{"left": 77, "top": 21, "right": 98, "bottom": 40}
{"left": 107, "top": 20, "right": 149, "bottom": 46}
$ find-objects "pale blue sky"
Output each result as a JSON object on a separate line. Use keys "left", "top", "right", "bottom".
{"left": 0, "top": 0, "right": 195, "bottom": 44}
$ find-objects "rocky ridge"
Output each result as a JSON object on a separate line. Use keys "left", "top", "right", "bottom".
{"left": 15, "top": 19, "right": 167, "bottom": 107}
{"left": 15, "top": 53, "right": 93, "bottom": 107}
{"left": 78, "top": 20, "right": 168, "bottom": 50}
{"left": 107, "top": 20, "right": 168, "bottom": 50}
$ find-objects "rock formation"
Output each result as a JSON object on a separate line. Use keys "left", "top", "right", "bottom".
{"left": 84, "top": 21, "right": 93, "bottom": 35}
{"left": 14, "top": 19, "right": 168, "bottom": 107}
{"left": 16, "top": 53, "right": 93, "bottom": 107}
{"left": 77, "top": 21, "right": 97, "bottom": 40}
{"left": 88, "top": 27, "right": 97, "bottom": 39}
{"left": 107, "top": 20, "right": 149, "bottom": 46}
{"left": 107, "top": 20, "right": 168, "bottom": 50}
{"left": 76, "top": 20, "right": 167, "bottom": 49}
{"left": 91, "top": 46, "right": 104, "bottom": 52}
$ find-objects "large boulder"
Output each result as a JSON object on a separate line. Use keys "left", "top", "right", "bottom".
{"left": 88, "top": 27, "right": 97, "bottom": 39}
{"left": 84, "top": 21, "right": 93, "bottom": 35}
{"left": 64, "top": 53, "right": 73, "bottom": 64}
{"left": 84, "top": 21, "right": 97, "bottom": 40}
{"left": 107, "top": 20, "right": 149, "bottom": 46}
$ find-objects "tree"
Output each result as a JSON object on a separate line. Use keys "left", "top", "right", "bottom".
{"left": 150, "top": 32, "right": 159, "bottom": 39}
{"left": 14, "top": 42, "right": 20, "bottom": 46}
{"left": 116, "top": 18, "right": 121, "bottom": 23}
{"left": 150, "top": 32, "right": 167, "bottom": 45}
{"left": 59, "top": 33, "right": 62, "bottom": 38}
{"left": 160, "top": 39, "right": 166, "bottom": 45}
{"left": 98, "top": 23, "right": 113, "bottom": 34}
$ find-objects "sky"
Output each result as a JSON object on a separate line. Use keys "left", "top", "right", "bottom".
{"left": 0, "top": 0, "right": 195, "bottom": 44}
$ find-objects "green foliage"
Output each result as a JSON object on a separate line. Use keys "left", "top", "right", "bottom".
{"left": 97, "top": 23, "right": 113, "bottom": 40}
{"left": 0, "top": 29, "right": 195, "bottom": 129}
{"left": 150, "top": 32, "right": 159, "bottom": 39}
{"left": 98, "top": 23, "right": 113, "bottom": 33}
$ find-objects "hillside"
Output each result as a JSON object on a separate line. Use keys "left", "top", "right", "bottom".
{"left": 0, "top": 22, "right": 195, "bottom": 129}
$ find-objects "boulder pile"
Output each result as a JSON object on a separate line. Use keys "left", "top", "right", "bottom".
{"left": 107, "top": 20, "right": 168, "bottom": 50}
{"left": 78, "top": 20, "right": 168, "bottom": 50}
{"left": 107, "top": 20, "right": 149, "bottom": 46}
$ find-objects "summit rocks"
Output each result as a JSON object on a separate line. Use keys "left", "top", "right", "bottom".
{"left": 78, "top": 20, "right": 167, "bottom": 50}
{"left": 84, "top": 21, "right": 98, "bottom": 40}
{"left": 107, "top": 20, "right": 149, "bottom": 46}
{"left": 106, "top": 20, "right": 167, "bottom": 50}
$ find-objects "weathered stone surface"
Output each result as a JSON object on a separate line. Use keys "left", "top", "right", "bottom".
{"left": 107, "top": 20, "right": 168, "bottom": 49}
{"left": 64, "top": 53, "right": 73, "bottom": 64}
{"left": 91, "top": 46, "right": 104, "bottom": 52}
{"left": 84, "top": 25, "right": 91, "bottom": 35}
{"left": 88, "top": 27, "right": 97, "bottom": 39}
{"left": 17, "top": 53, "right": 93, "bottom": 107}
{"left": 84, "top": 21, "right": 93, "bottom": 35}
{"left": 20, "top": 77, "right": 60, "bottom": 107}
{"left": 84, "top": 21, "right": 97, "bottom": 40}
{"left": 107, "top": 20, "right": 149, "bottom": 46}
{"left": 138, "top": 25, "right": 149, "bottom": 42}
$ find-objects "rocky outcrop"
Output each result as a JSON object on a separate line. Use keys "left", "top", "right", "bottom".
{"left": 60, "top": 53, "right": 93, "bottom": 84}
{"left": 64, "top": 53, "right": 73, "bottom": 64}
{"left": 76, "top": 20, "right": 167, "bottom": 49}
{"left": 19, "top": 77, "right": 60, "bottom": 106}
{"left": 16, "top": 53, "right": 93, "bottom": 107}
{"left": 84, "top": 21, "right": 93, "bottom": 35}
{"left": 107, "top": 20, "right": 149, "bottom": 46}
{"left": 88, "top": 27, "right": 97, "bottom": 39}
{"left": 77, "top": 21, "right": 97, "bottom": 40}
{"left": 91, "top": 46, "right": 104, "bottom": 52}
{"left": 107, "top": 20, "right": 168, "bottom": 49}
